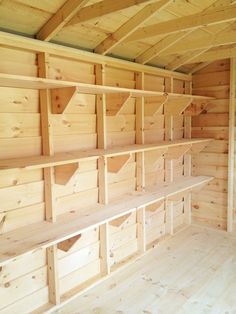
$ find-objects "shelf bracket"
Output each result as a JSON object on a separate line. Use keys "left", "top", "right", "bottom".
{"left": 145, "top": 148, "right": 168, "bottom": 170}
{"left": 146, "top": 200, "right": 164, "bottom": 213}
{"left": 184, "top": 99, "right": 215, "bottom": 116}
{"left": 109, "top": 213, "right": 132, "bottom": 228}
{"left": 57, "top": 234, "right": 81, "bottom": 252}
{"left": 106, "top": 93, "right": 131, "bottom": 116}
{"left": 107, "top": 154, "right": 131, "bottom": 173}
{"left": 165, "top": 144, "right": 192, "bottom": 160}
{"left": 189, "top": 141, "right": 211, "bottom": 154}
{"left": 145, "top": 95, "right": 168, "bottom": 116}
{"left": 51, "top": 86, "right": 78, "bottom": 114}
{"left": 54, "top": 162, "right": 79, "bottom": 185}
{"left": 165, "top": 97, "right": 193, "bottom": 115}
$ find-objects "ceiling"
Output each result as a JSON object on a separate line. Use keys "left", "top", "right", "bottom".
{"left": 0, "top": 0, "right": 236, "bottom": 74}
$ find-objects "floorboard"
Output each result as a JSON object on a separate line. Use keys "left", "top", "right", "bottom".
{"left": 54, "top": 225, "right": 236, "bottom": 314}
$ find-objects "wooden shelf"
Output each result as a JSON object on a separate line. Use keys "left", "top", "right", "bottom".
{"left": 0, "top": 139, "right": 212, "bottom": 171}
{"left": 0, "top": 73, "right": 214, "bottom": 100}
{"left": 0, "top": 176, "right": 213, "bottom": 266}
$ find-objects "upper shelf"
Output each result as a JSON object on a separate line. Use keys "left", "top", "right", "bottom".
{"left": 0, "top": 73, "right": 214, "bottom": 100}
{"left": 0, "top": 175, "right": 213, "bottom": 266}
{"left": 0, "top": 138, "right": 212, "bottom": 171}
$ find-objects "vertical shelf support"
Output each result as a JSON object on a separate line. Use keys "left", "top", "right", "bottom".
{"left": 38, "top": 52, "right": 60, "bottom": 305}
{"left": 227, "top": 58, "right": 235, "bottom": 232}
{"left": 164, "top": 77, "right": 174, "bottom": 234}
{"left": 96, "top": 64, "right": 110, "bottom": 275}
{"left": 136, "top": 71, "right": 146, "bottom": 253}
{"left": 184, "top": 81, "right": 192, "bottom": 226}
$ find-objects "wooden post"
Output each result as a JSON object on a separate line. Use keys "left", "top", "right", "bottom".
{"left": 227, "top": 58, "right": 235, "bottom": 232}
{"left": 165, "top": 77, "right": 174, "bottom": 234}
{"left": 38, "top": 52, "right": 60, "bottom": 305}
{"left": 184, "top": 80, "right": 192, "bottom": 225}
{"left": 96, "top": 64, "right": 110, "bottom": 274}
{"left": 135, "top": 71, "right": 146, "bottom": 253}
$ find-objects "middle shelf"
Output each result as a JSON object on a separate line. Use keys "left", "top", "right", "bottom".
{"left": 0, "top": 138, "right": 212, "bottom": 171}
{"left": 0, "top": 175, "right": 213, "bottom": 266}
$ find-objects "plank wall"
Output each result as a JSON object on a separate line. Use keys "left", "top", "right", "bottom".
{"left": 0, "top": 44, "right": 195, "bottom": 312}
{"left": 191, "top": 59, "right": 230, "bottom": 230}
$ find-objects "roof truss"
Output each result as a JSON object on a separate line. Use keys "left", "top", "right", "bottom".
{"left": 37, "top": 0, "right": 89, "bottom": 41}
{"left": 94, "top": 0, "right": 172, "bottom": 55}
{"left": 125, "top": 3, "right": 236, "bottom": 42}
{"left": 66, "top": 0, "right": 154, "bottom": 25}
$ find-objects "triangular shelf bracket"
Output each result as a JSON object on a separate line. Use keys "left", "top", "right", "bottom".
{"left": 57, "top": 234, "right": 81, "bottom": 252}
{"left": 51, "top": 86, "right": 78, "bottom": 114}
{"left": 165, "top": 97, "right": 193, "bottom": 115}
{"left": 165, "top": 144, "right": 192, "bottom": 160}
{"left": 109, "top": 213, "right": 132, "bottom": 228}
{"left": 146, "top": 200, "right": 164, "bottom": 213}
{"left": 107, "top": 154, "right": 131, "bottom": 173}
{"left": 184, "top": 99, "right": 215, "bottom": 116}
{"left": 54, "top": 162, "right": 79, "bottom": 185}
{"left": 106, "top": 93, "right": 131, "bottom": 116}
{"left": 188, "top": 141, "right": 212, "bottom": 154}
{"left": 145, "top": 95, "right": 168, "bottom": 116}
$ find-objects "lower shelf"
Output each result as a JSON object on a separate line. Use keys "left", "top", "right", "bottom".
{"left": 0, "top": 175, "right": 213, "bottom": 266}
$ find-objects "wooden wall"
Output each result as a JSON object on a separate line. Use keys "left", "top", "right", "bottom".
{"left": 0, "top": 40, "right": 232, "bottom": 313}
{"left": 191, "top": 59, "right": 230, "bottom": 230}
{"left": 0, "top": 43, "right": 193, "bottom": 312}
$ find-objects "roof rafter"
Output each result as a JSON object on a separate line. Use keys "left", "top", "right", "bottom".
{"left": 160, "top": 28, "right": 236, "bottom": 56}
{"left": 189, "top": 62, "right": 212, "bottom": 74}
{"left": 135, "top": 31, "right": 190, "bottom": 64}
{"left": 94, "top": 0, "right": 172, "bottom": 55}
{"left": 135, "top": 0, "right": 230, "bottom": 65}
{"left": 166, "top": 22, "right": 234, "bottom": 70}
{"left": 66, "top": 0, "right": 154, "bottom": 26}
{"left": 185, "top": 45, "right": 236, "bottom": 64}
{"left": 125, "top": 3, "right": 236, "bottom": 42}
{"left": 36, "top": 0, "right": 89, "bottom": 41}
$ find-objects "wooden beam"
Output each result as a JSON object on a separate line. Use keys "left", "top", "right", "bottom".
{"left": 189, "top": 45, "right": 236, "bottom": 63}
{"left": 0, "top": 31, "right": 191, "bottom": 81}
{"left": 57, "top": 234, "right": 81, "bottom": 252}
{"left": 67, "top": 0, "right": 153, "bottom": 26}
{"left": 54, "top": 162, "right": 78, "bottom": 185}
{"left": 189, "top": 62, "right": 212, "bottom": 74}
{"left": 51, "top": 86, "right": 77, "bottom": 114}
{"left": 95, "top": 64, "right": 110, "bottom": 275}
{"left": 160, "top": 29, "right": 236, "bottom": 57}
{"left": 38, "top": 52, "right": 60, "bottom": 305}
{"left": 94, "top": 0, "right": 172, "bottom": 55}
{"left": 135, "top": 71, "right": 146, "bottom": 253}
{"left": 227, "top": 58, "right": 235, "bottom": 232}
{"left": 135, "top": 0, "right": 232, "bottom": 64}
{"left": 136, "top": 32, "right": 190, "bottom": 64}
{"left": 125, "top": 3, "right": 236, "bottom": 42}
{"left": 36, "top": 0, "right": 89, "bottom": 41}
{"left": 167, "top": 48, "right": 211, "bottom": 71}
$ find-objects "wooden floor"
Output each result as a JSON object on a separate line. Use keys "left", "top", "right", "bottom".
{"left": 55, "top": 225, "right": 236, "bottom": 314}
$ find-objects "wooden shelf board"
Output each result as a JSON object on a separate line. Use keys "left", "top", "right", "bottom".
{"left": 0, "top": 73, "right": 214, "bottom": 100}
{"left": 0, "top": 139, "right": 212, "bottom": 171}
{"left": 0, "top": 176, "right": 213, "bottom": 266}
